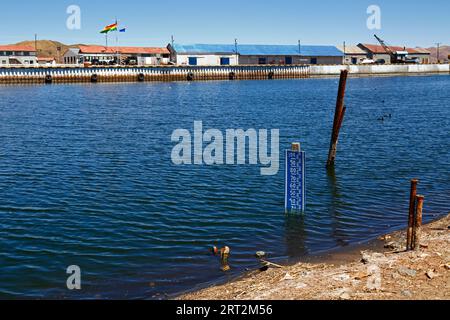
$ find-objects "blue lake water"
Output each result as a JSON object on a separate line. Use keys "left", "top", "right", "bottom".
{"left": 0, "top": 75, "right": 449, "bottom": 299}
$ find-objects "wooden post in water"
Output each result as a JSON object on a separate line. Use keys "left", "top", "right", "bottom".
{"left": 407, "top": 179, "right": 418, "bottom": 250}
{"left": 413, "top": 195, "right": 424, "bottom": 251}
{"left": 326, "top": 69, "right": 348, "bottom": 168}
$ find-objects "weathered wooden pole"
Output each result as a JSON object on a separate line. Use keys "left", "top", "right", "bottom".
{"left": 326, "top": 69, "right": 348, "bottom": 168}
{"left": 407, "top": 179, "right": 418, "bottom": 250}
{"left": 413, "top": 195, "right": 424, "bottom": 251}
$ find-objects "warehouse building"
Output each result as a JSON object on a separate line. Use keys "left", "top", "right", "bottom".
{"left": 238, "top": 45, "right": 343, "bottom": 65}
{"left": 169, "top": 44, "right": 344, "bottom": 66}
{"left": 336, "top": 45, "right": 368, "bottom": 64}
{"left": 63, "top": 45, "right": 170, "bottom": 66}
{"left": 358, "top": 44, "right": 431, "bottom": 64}
{"left": 0, "top": 45, "right": 37, "bottom": 66}
{"left": 408, "top": 47, "right": 431, "bottom": 64}
{"left": 167, "top": 44, "right": 239, "bottom": 66}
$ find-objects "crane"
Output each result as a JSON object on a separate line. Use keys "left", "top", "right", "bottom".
{"left": 374, "top": 34, "right": 407, "bottom": 64}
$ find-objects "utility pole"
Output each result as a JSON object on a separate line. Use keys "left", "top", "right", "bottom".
{"left": 298, "top": 40, "right": 302, "bottom": 65}
{"left": 170, "top": 35, "right": 175, "bottom": 64}
{"left": 34, "top": 34, "right": 38, "bottom": 54}
{"left": 343, "top": 41, "right": 346, "bottom": 64}
{"left": 115, "top": 17, "right": 119, "bottom": 66}
{"left": 235, "top": 38, "right": 238, "bottom": 65}
{"left": 436, "top": 43, "right": 441, "bottom": 63}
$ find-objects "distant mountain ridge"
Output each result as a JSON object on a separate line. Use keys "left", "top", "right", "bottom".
{"left": 12, "top": 40, "right": 450, "bottom": 63}
{"left": 425, "top": 46, "right": 450, "bottom": 63}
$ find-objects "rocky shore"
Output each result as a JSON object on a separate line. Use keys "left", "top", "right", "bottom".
{"left": 179, "top": 214, "right": 450, "bottom": 300}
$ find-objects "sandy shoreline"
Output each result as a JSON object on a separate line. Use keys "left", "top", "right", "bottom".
{"left": 179, "top": 213, "right": 450, "bottom": 300}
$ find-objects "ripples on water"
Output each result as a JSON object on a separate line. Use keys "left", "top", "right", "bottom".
{"left": 0, "top": 75, "right": 449, "bottom": 299}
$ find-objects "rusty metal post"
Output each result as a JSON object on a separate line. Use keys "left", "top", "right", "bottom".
{"left": 326, "top": 69, "right": 348, "bottom": 168}
{"left": 413, "top": 195, "right": 424, "bottom": 251}
{"left": 407, "top": 179, "right": 418, "bottom": 250}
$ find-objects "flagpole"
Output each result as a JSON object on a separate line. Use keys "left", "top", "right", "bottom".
{"left": 116, "top": 18, "right": 120, "bottom": 66}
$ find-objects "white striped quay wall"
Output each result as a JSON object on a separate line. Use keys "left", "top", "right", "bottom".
{"left": 0, "top": 65, "right": 311, "bottom": 84}
{"left": 0, "top": 64, "right": 448, "bottom": 84}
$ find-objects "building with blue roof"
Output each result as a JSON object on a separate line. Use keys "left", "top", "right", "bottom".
{"left": 169, "top": 44, "right": 239, "bottom": 66}
{"left": 168, "top": 43, "right": 344, "bottom": 66}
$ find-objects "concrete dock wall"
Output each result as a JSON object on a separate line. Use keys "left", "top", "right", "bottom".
{"left": 0, "top": 64, "right": 448, "bottom": 84}
{"left": 0, "top": 66, "right": 310, "bottom": 84}
{"left": 310, "top": 64, "right": 450, "bottom": 76}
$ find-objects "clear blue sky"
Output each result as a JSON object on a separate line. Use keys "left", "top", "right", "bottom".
{"left": 0, "top": 0, "right": 448, "bottom": 48}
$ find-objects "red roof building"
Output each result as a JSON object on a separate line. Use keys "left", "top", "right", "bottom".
{"left": 64, "top": 45, "right": 170, "bottom": 65}
{"left": 0, "top": 45, "right": 36, "bottom": 52}
{"left": 78, "top": 45, "right": 169, "bottom": 55}
{"left": 359, "top": 44, "right": 429, "bottom": 55}
{"left": 358, "top": 43, "right": 431, "bottom": 64}
{"left": 0, "top": 44, "right": 37, "bottom": 66}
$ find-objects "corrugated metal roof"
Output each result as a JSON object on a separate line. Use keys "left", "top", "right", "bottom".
{"left": 0, "top": 45, "right": 36, "bottom": 52}
{"left": 173, "top": 44, "right": 343, "bottom": 57}
{"left": 336, "top": 45, "right": 367, "bottom": 55}
{"left": 79, "top": 45, "right": 169, "bottom": 55}
{"left": 359, "top": 44, "right": 429, "bottom": 55}
{"left": 412, "top": 47, "right": 431, "bottom": 54}
{"left": 67, "top": 48, "right": 80, "bottom": 54}
{"left": 239, "top": 45, "right": 299, "bottom": 55}
{"left": 172, "top": 44, "right": 236, "bottom": 54}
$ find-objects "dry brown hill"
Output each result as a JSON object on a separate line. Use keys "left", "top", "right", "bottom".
{"left": 426, "top": 45, "right": 450, "bottom": 63}
{"left": 14, "top": 40, "right": 85, "bottom": 62}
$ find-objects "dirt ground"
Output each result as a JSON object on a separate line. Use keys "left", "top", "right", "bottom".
{"left": 179, "top": 214, "right": 450, "bottom": 300}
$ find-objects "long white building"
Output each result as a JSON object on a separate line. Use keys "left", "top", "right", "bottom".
{"left": 168, "top": 44, "right": 239, "bottom": 66}
{"left": 63, "top": 45, "right": 171, "bottom": 66}
{"left": 168, "top": 43, "right": 344, "bottom": 66}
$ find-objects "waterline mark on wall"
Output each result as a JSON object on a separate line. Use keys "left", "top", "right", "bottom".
{"left": 66, "top": 265, "right": 81, "bottom": 290}
{"left": 171, "top": 121, "right": 280, "bottom": 176}
{"left": 66, "top": 5, "right": 81, "bottom": 30}
{"left": 367, "top": 5, "right": 382, "bottom": 30}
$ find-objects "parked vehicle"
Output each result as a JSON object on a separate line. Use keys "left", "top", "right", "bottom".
{"left": 361, "top": 59, "right": 375, "bottom": 64}
{"left": 123, "top": 57, "right": 137, "bottom": 66}
{"left": 405, "top": 58, "right": 420, "bottom": 64}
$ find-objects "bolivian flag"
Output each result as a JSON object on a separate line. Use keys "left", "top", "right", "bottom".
{"left": 100, "top": 23, "right": 118, "bottom": 34}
